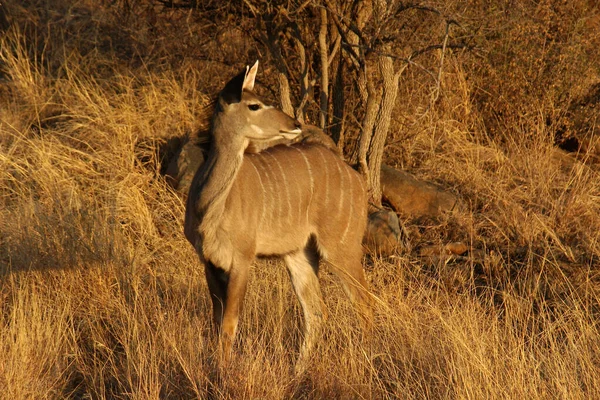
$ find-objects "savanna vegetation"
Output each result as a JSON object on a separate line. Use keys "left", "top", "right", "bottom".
{"left": 1, "top": 0, "right": 599, "bottom": 398}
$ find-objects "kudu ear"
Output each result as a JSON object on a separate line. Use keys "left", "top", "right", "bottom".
{"left": 219, "top": 61, "right": 259, "bottom": 105}
{"left": 243, "top": 60, "right": 259, "bottom": 92}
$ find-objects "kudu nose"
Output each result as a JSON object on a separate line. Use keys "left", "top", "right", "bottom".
{"left": 294, "top": 120, "right": 302, "bottom": 130}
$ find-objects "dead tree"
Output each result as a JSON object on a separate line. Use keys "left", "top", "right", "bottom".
{"left": 250, "top": 0, "right": 462, "bottom": 206}
{"left": 154, "top": 0, "right": 464, "bottom": 207}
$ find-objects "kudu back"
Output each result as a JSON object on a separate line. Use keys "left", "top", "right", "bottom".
{"left": 184, "top": 61, "right": 371, "bottom": 368}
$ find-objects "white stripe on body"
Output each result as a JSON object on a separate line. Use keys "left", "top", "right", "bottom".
{"left": 315, "top": 147, "right": 330, "bottom": 208}
{"left": 292, "top": 156, "right": 304, "bottom": 225}
{"left": 292, "top": 147, "right": 314, "bottom": 225}
{"left": 249, "top": 161, "right": 267, "bottom": 228}
{"left": 339, "top": 165, "right": 353, "bottom": 244}
{"left": 257, "top": 153, "right": 279, "bottom": 226}
{"left": 255, "top": 153, "right": 274, "bottom": 228}
{"left": 335, "top": 160, "right": 347, "bottom": 243}
{"left": 265, "top": 151, "right": 291, "bottom": 231}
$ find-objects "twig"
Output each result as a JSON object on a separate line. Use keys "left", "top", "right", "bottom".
{"left": 328, "top": 32, "right": 342, "bottom": 68}
{"left": 319, "top": 6, "right": 329, "bottom": 129}
{"left": 431, "top": 20, "right": 452, "bottom": 104}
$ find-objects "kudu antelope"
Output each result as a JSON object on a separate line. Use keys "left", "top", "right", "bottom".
{"left": 184, "top": 61, "right": 371, "bottom": 367}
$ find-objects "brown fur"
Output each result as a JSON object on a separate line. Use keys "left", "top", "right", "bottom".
{"left": 184, "top": 62, "right": 371, "bottom": 369}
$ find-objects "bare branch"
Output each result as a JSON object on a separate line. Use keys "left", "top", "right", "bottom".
{"left": 357, "top": 60, "right": 381, "bottom": 190}
{"left": 343, "top": 41, "right": 469, "bottom": 65}
{"left": 290, "top": 0, "right": 313, "bottom": 15}
{"left": 277, "top": 72, "right": 295, "bottom": 117}
{"left": 296, "top": 79, "right": 315, "bottom": 115}
{"left": 322, "top": 0, "right": 362, "bottom": 65}
{"left": 431, "top": 20, "right": 452, "bottom": 104}
{"left": 393, "top": 2, "right": 442, "bottom": 18}
{"left": 287, "top": 22, "right": 310, "bottom": 122}
{"left": 319, "top": 6, "right": 329, "bottom": 129}
{"left": 328, "top": 33, "right": 342, "bottom": 68}
{"left": 256, "top": 16, "right": 296, "bottom": 116}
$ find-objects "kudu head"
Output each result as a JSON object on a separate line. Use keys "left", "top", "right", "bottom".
{"left": 214, "top": 61, "right": 302, "bottom": 151}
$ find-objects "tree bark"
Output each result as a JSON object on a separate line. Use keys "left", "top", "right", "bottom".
{"left": 357, "top": 60, "right": 382, "bottom": 204}
{"left": 366, "top": 53, "right": 400, "bottom": 205}
{"left": 318, "top": 7, "right": 329, "bottom": 130}
{"left": 277, "top": 72, "right": 295, "bottom": 117}
{"left": 331, "top": 56, "right": 345, "bottom": 148}
{"left": 290, "top": 30, "right": 309, "bottom": 122}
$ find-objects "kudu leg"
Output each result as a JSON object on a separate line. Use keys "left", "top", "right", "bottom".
{"left": 327, "top": 249, "right": 373, "bottom": 329}
{"left": 204, "top": 262, "right": 228, "bottom": 329}
{"left": 205, "top": 258, "right": 250, "bottom": 362}
{"left": 284, "top": 247, "right": 324, "bottom": 372}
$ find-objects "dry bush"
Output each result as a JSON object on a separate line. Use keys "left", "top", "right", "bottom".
{"left": 1, "top": 0, "right": 600, "bottom": 398}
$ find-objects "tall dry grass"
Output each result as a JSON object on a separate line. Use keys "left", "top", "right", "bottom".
{"left": 1, "top": 0, "right": 600, "bottom": 398}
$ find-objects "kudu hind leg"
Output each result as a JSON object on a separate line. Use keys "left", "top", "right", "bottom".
{"left": 327, "top": 249, "right": 373, "bottom": 329}
{"left": 284, "top": 247, "right": 324, "bottom": 370}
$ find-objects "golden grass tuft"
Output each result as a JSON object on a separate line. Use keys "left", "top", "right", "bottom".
{"left": 1, "top": 0, "right": 600, "bottom": 398}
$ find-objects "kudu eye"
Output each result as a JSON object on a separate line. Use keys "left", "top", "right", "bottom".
{"left": 248, "top": 103, "right": 261, "bottom": 111}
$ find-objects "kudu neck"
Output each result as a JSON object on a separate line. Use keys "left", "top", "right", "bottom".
{"left": 192, "top": 112, "right": 247, "bottom": 267}
{"left": 211, "top": 109, "right": 250, "bottom": 150}
{"left": 197, "top": 114, "right": 246, "bottom": 214}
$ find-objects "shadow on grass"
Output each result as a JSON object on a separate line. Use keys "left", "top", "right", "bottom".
{"left": 0, "top": 203, "right": 127, "bottom": 276}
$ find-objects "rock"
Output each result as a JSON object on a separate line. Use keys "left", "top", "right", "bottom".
{"left": 363, "top": 210, "right": 402, "bottom": 256}
{"left": 419, "top": 242, "right": 469, "bottom": 258}
{"left": 164, "top": 137, "right": 206, "bottom": 195}
{"left": 381, "top": 164, "right": 459, "bottom": 217}
{"left": 445, "top": 242, "right": 469, "bottom": 255}
{"left": 418, "top": 242, "right": 485, "bottom": 268}
{"left": 556, "top": 82, "right": 600, "bottom": 165}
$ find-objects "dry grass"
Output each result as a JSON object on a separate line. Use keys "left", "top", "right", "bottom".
{"left": 1, "top": 1, "right": 600, "bottom": 398}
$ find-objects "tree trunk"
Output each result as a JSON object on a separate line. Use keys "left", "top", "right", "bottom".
{"left": 277, "top": 72, "right": 295, "bottom": 117}
{"left": 357, "top": 60, "right": 382, "bottom": 205}
{"left": 366, "top": 53, "right": 401, "bottom": 205}
{"left": 291, "top": 31, "right": 309, "bottom": 122}
{"left": 331, "top": 56, "right": 345, "bottom": 148}
{"left": 318, "top": 7, "right": 329, "bottom": 130}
